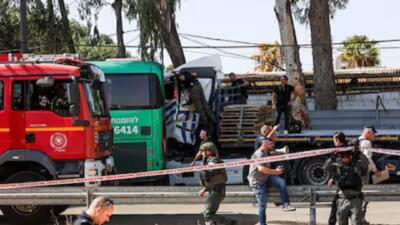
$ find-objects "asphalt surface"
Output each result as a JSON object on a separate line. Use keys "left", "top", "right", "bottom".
{"left": 0, "top": 202, "right": 399, "bottom": 225}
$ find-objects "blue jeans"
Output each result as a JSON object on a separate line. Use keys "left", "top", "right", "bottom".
{"left": 253, "top": 175, "right": 290, "bottom": 225}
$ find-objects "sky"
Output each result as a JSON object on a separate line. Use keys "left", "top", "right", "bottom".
{"left": 67, "top": 0, "right": 400, "bottom": 73}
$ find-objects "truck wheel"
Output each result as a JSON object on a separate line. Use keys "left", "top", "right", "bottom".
{"left": 242, "top": 165, "right": 249, "bottom": 184}
{"left": 299, "top": 158, "right": 329, "bottom": 185}
{"left": 1, "top": 171, "right": 52, "bottom": 225}
{"left": 51, "top": 205, "right": 69, "bottom": 216}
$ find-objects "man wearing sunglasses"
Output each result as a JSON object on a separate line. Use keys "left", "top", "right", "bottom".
{"left": 74, "top": 196, "right": 114, "bottom": 225}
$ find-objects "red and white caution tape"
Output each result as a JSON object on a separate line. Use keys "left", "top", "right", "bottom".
{"left": 365, "top": 147, "right": 400, "bottom": 156}
{"left": 0, "top": 147, "right": 398, "bottom": 189}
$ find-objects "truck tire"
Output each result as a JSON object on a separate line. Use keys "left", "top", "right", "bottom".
{"left": 298, "top": 157, "right": 329, "bottom": 185}
{"left": 1, "top": 171, "right": 53, "bottom": 225}
{"left": 242, "top": 165, "right": 249, "bottom": 184}
{"left": 52, "top": 205, "right": 69, "bottom": 216}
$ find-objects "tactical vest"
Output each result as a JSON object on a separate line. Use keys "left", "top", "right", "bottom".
{"left": 336, "top": 162, "right": 363, "bottom": 191}
{"left": 200, "top": 157, "right": 227, "bottom": 189}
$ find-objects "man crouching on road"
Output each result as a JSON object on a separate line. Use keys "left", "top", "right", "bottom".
{"left": 198, "top": 142, "right": 227, "bottom": 225}
{"left": 248, "top": 138, "right": 295, "bottom": 225}
{"left": 74, "top": 196, "right": 114, "bottom": 225}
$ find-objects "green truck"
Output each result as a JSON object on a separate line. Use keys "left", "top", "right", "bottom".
{"left": 92, "top": 60, "right": 165, "bottom": 181}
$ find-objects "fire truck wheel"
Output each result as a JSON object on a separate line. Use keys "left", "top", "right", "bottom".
{"left": 298, "top": 157, "right": 329, "bottom": 185}
{"left": 1, "top": 171, "right": 52, "bottom": 225}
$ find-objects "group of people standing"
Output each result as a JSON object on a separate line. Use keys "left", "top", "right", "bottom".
{"left": 72, "top": 72, "right": 383, "bottom": 225}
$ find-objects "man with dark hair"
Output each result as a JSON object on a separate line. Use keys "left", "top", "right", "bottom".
{"left": 228, "top": 72, "right": 249, "bottom": 104}
{"left": 198, "top": 142, "right": 227, "bottom": 225}
{"left": 74, "top": 196, "right": 114, "bottom": 225}
{"left": 272, "top": 75, "right": 294, "bottom": 132}
{"left": 325, "top": 132, "right": 369, "bottom": 225}
{"left": 248, "top": 139, "right": 295, "bottom": 225}
{"left": 191, "top": 129, "right": 218, "bottom": 166}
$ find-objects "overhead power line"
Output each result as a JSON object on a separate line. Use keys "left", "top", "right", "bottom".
{"left": 179, "top": 33, "right": 258, "bottom": 45}
{"left": 179, "top": 34, "right": 286, "bottom": 71}
{"left": 177, "top": 33, "right": 400, "bottom": 48}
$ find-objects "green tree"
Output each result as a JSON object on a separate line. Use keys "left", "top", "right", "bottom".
{"left": 126, "top": 0, "right": 186, "bottom": 66}
{"left": 78, "top": 0, "right": 127, "bottom": 57}
{"left": 70, "top": 20, "right": 120, "bottom": 60}
{"left": 292, "top": 0, "right": 349, "bottom": 110}
{"left": 339, "top": 35, "right": 380, "bottom": 68}
{"left": 251, "top": 41, "right": 283, "bottom": 72}
{"left": 0, "top": 0, "right": 19, "bottom": 51}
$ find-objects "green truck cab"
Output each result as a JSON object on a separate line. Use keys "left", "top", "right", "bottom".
{"left": 91, "top": 60, "right": 165, "bottom": 179}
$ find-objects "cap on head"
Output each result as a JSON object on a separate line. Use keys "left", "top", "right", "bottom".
{"left": 364, "top": 125, "right": 377, "bottom": 134}
{"left": 199, "top": 142, "right": 217, "bottom": 154}
{"left": 280, "top": 75, "right": 288, "bottom": 81}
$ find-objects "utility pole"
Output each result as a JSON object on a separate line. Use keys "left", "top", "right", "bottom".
{"left": 20, "top": 0, "right": 28, "bottom": 53}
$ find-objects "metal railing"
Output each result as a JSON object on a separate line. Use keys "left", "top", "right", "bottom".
{"left": 0, "top": 185, "right": 398, "bottom": 206}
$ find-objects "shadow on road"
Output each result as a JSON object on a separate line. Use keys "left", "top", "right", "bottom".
{"left": 0, "top": 215, "right": 393, "bottom": 225}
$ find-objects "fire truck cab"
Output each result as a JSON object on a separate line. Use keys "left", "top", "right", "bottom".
{"left": 0, "top": 55, "right": 114, "bottom": 223}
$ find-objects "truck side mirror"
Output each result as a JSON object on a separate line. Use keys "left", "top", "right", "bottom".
{"left": 67, "top": 83, "right": 80, "bottom": 116}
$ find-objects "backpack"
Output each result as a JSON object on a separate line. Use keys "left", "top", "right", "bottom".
{"left": 348, "top": 138, "right": 361, "bottom": 152}
{"left": 199, "top": 158, "right": 227, "bottom": 189}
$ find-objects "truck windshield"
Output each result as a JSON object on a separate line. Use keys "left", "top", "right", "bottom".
{"left": 105, "top": 74, "right": 163, "bottom": 110}
{"left": 80, "top": 65, "right": 109, "bottom": 117}
{"left": 84, "top": 82, "right": 108, "bottom": 117}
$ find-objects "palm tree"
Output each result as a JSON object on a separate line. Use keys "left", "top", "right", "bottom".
{"left": 251, "top": 41, "right": 283, "bottom": 72}
{"left": 339, "top": 35, "right": 380, "bottom": 68}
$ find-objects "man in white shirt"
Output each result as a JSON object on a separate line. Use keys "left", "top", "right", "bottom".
{"left": 358, "top": 126, "right": 382, "bottom": 225}
{"left": 358, "top": 126, "right": 382, "bottom": 184}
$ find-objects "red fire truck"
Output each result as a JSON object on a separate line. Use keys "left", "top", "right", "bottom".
{"left": 0, "top": 54, "right": 114, "bottom": 223}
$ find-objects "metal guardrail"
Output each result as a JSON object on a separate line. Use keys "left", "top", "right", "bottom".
{"left": 0, "top": 185, "right": 398, "bottom": 206}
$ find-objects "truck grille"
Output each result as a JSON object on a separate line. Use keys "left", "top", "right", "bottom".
{"left": 114, "top": 143, "right": 147, "bottom": 173}
{"left": 99, "top": 131, "right": 113, "bottom": 151}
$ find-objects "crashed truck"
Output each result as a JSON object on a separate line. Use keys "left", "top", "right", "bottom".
{"left": 166, "top": 56, "right": 400, "bottom": 186}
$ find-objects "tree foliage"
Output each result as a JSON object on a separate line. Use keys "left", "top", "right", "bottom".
{"left": 291, "top": 0, "right": 349, "bottom": 24}
{"left": 251, "top": 41, "right": 284, "bottom": 72}
{"left": 0, "top": 0, "right": 19, "bottom": 51}
{"left": 125, "top": 0, "right": 162, "bottom": 61}
{"left": 339, "top": 35, "right": 380, "bottom": 68}
{"left": 125, "top": 0, "right": 185, "bottom": 66}
{"left": 70, "top": 21, "right": 120, "bottom": 60}
{"left": 0, "top": 0, "right": 118, "bottom": 59}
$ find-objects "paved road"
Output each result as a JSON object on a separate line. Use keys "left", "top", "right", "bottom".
{"left": 0, "top": 202, "right": 399, "bottom": 225}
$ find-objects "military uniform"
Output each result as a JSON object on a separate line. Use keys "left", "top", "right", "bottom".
{"left": 189, "top": 84, "right": 217, "bottom": 136}
{"left": 199, "top": 143, "right": 227, "bottom": 225}
{"left": 73, "top": 212, "right": 94, "bottom": 225}
{"left": 325, "top": 150, "right": 369, "bottom": 225}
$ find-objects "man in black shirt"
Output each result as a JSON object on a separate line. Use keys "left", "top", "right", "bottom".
{"left": 228, "top": 72, "right": 249, "bottom": 104}
{"left": 272, "top": 75, "right": 294, "bottom": 132}
{"left": 74, "top": 197, "right": 114, "bottom": 225}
